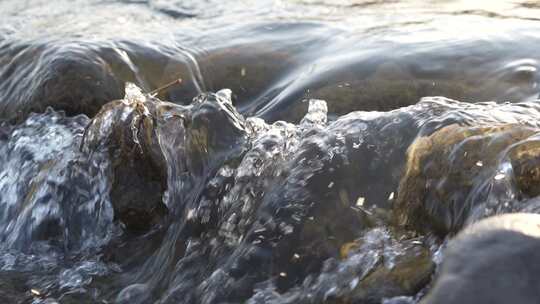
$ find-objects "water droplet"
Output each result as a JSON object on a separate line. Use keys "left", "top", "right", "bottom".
{"left": 349, "top": 277, "right": 359, "bottom": 289}
{"left": 494, "top": 173, "right": 506, "bottom": 180}
{"left": 356, "top": 197, "right": 365, "bottom": 207}
{"left": 186, "top": 209, "right": 196, "bottom": 220}
{"left": 280, "top": 223, "right": 294, "bottom": 235}
{"left": 358, "top": 123, "right": 368, "bottom": 131}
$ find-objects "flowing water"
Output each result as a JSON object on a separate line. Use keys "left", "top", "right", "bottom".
{"left": 2, "top": 1, "right": 540, "bottom": 303}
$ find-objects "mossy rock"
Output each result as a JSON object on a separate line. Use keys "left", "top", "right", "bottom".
{"left": 339, "top": 237, "right": 434, "bottom": 304}
{"left": 394, "top": 123, "right": 538, "bottom": 235}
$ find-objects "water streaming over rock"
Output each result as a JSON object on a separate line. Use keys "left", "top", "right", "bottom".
{"left": 4, "top": 0, "right": 540, "bottom": 303}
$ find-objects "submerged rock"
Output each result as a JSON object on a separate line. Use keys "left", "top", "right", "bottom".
{"left": 422, "top": 213, "right": 540, "bottom": 304}
{"left": 0, "top": 43, "right": 125, "bottom": 122}
{"left": 348, "top": 240, "right": 433, "bottom": 303}
{"left": 248, "top": 228, "right": 434, "bottom": 304}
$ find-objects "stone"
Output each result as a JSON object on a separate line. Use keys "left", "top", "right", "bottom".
{"left": 422, "top": 213, "right": 540, "bottom": 304}
{"left": 394, "top": 123, "right": 538, "bottom": 235}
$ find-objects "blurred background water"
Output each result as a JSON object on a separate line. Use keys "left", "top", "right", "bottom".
{"left": 3, "top": 0, "right": 540, "bottom": 122}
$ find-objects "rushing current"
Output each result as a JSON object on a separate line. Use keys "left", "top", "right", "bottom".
{"left": 3, "top": 1, "right": 540, "bottom": 303}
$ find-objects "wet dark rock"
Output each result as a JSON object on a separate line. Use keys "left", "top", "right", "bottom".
{"left": 81, "top": 86, "right": 250, "bottom": 233}
{"left": 81, "top": 89, "right": 171, "bottom": 232}
{"left": 422, "top": 213, "right": 540, "bottom": 304}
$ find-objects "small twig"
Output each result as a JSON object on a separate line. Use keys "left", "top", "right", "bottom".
{"left": 149, "top": 78, "right": 183, "bottom": 96}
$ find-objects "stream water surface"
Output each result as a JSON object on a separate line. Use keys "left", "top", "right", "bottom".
{"left": 2, "top": 1, "right": 540, "bottom": 303}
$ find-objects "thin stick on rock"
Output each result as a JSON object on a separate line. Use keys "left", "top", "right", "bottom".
{"left": 149, "top": 78, "right": 183, "bottom": 96}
